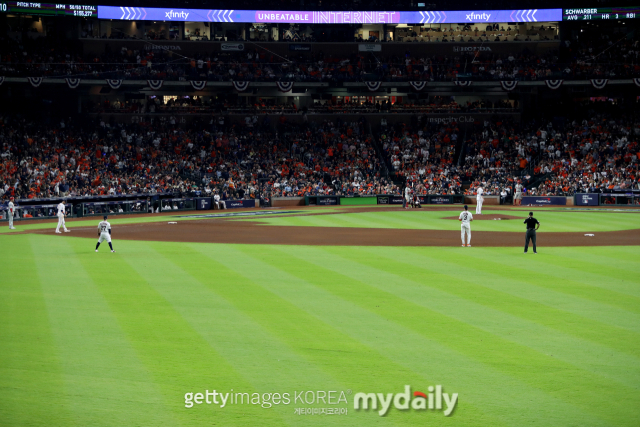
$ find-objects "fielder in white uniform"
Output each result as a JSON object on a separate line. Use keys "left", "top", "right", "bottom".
{"left": 95, "top": 215, "right": 115, "bottom": 252}
{"left": 213, "top": 193, "right": 226, "bottom": 209}
{"left": 7, "top": 196, "right": 16, "bottom": 230}
{"left": 459, "top": 204, "right": 474, "bottom": 247}
{"left": 476, "top": 187, "right": 484, "bottom": 214}
{"left": 404, "top": 186, "right": 411, "bottom": 209}
{"left": 55, "top": 200, "right": 70, "bottom": 233}
{"left": 514, "top": 183, "right": 523, "bottom": 206}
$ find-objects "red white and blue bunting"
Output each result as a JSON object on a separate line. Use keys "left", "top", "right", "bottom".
{"left": 409, "top": 81, "right": 427, "bottom": 91}
{"left": 364, "top": 81, "right": 382, "bottom": 92}
{"left": 65, "top": 78, "right": 81, "bottom": 89}
{"left": 28, "top": 77, "right": 43, "bottom": 88}
{"left": 276, "top": 81, "right": 294, "bottom": 92}
{"left": 500, "top": 80, "right": 518, "bottom": 91}
{"left": 106, "top": 79, "right": 123, "bottom": 90}
{"left": 454, "top": 81, "right": 472, "bottom": 87}
{"left": 633, "top": 78, "right": 640, "bottom": 88}
{"left": 190, "top": 80, "right": 207, "bottom": 91}
{"left": 590, "top": 79, "right": 608, "bottom": 89}
{"left": 232, "top": 81, "right": 250, "bottom": 92}
{"left": 545, "top": 80, "right": 563, "bottom": 90}
{"left": 147, "top": 80, "right": 163, "bottom": 90}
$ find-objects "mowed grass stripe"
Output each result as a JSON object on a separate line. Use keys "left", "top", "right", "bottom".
{"left": 385, "top": 247, "right": 640, "bottom": 356}
{"left": 307, "top": 246, "right": 639, "bottom": 390}
{"left": 204, "top": 245, "right": 511, "bottom": 427}
{"left": 267, "top": 245, "right": 635, "bottom": 425}
{"left": 150, "top": 243, "right": 404, "bottom": 427}
{"left": 0, "top": 235, "right": 73, "bottom": 426}
{"left": 521, "top": 247, "right": 640, "bottom": 297}
{"left": 128, "top": 243, "right": 344, "bottom": 427}
{"left": 29, "top": 235, "right": 175, "bottom": 427}
{"left": 223, "top": 245, "right": 605, "bottom": 427}
{"left": 71, "top": 239, "right": 262, "bottom": 427}
{"left": 394, "top": 246, "right": 640, "bottom": 334}
{"left": 456, "top": 249, "right": 640, "bottom": 323}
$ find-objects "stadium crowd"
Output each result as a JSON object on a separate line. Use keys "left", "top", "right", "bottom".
{"left": 1, "top": 29, "right": 639, "bottom": 82}
{"left": 1, "top": 103, "right": 638, "bottom": 204}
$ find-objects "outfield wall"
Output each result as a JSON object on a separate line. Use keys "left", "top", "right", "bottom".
{"left": 272, "top": 197, "right": 305, "bottom": 207}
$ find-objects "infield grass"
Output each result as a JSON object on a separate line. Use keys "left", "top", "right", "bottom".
{"left": 1, "top": 207, "right": 639, "bottom": 427}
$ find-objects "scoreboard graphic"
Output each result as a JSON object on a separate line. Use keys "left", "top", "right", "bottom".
{"left": 0, "top": 2, "right": 97, "bottom": 17}
{"left": 563, "top": 6, "right": 640, "bottom": 20}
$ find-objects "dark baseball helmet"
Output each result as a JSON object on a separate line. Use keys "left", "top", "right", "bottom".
{"left": 104, "top": 215, "right": 108, "bottom": 220}
{"left": 464, "top": 205, "right": 468, "bottom": 210}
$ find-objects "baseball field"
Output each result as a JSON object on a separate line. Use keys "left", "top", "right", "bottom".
{"left": 1, "top": 205, "right": 639, "bottom": 426}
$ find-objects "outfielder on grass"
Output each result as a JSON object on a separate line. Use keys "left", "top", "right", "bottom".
{"left": 96, "top": 215, "right": 116, "bottom": 253}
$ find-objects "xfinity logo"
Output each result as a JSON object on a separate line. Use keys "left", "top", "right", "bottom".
{"left": 165, "top": 10, "right": 189, "bottom": 20}
{"left": 465, "top": 12, "right": 491, "bottom": 21}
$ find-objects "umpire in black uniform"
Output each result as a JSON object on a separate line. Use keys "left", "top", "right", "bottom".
{"left": 524, "top": 212, "right": 540, "bottom": 254}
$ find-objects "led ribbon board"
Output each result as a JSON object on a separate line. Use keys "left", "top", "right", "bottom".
{"left": 0, "top": 2, "right": 97, "bottom": 16}
{"left": 97, "top": 6, "right": 562, "bottom": 23}
{"left": 563, "top": 6, "right": 640, "bottom": 20}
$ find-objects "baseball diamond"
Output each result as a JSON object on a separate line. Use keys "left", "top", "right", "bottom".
{"left": 1, "top": 204, "right": 639, "bottom": 427}
{"left": 1, "top": 3, "right": 640, "bottom": 425}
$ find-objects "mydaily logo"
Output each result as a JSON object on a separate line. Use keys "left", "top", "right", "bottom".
{"left": 184, "top": 385, "right": 458, "bottom": 417}
{"left": 354, "top": 385, "right": 457, "bottom": 416}
{"left": 165, "top": 10, "right": 189, "bottom": 20}
{"left": 465, "top": 12, "right": 491, "bottom": 21}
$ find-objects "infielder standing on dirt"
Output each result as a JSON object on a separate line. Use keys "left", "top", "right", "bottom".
{"left": 95, "top": 215, "right": 115, "bottom": 253}
{"left": 459, "top": 204, "right": 473, "bottom": 247}
{"left": 7, "top": 196, "right": 16, "bottom": 230}
{"left": 55, "top": 200, "right": 70, "bottom": 233}
{"left": 476, "top": 186, "right": 484, "bottom": 214}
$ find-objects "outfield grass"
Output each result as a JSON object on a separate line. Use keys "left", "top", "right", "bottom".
{"left": 1, "top": 209, "right": 639, "bottom": 426}
{"left": 242, "top": 209, "right": 640, "bottom": 232}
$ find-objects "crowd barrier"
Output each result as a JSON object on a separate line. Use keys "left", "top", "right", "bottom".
{"left": 0, "top": 203, "right": 72, "bottom": 221}
{"left": 304, "top": 194, "right": 465, "bottom": 206}
{"left": 196, "top": 197, "right": 259, "bottom": 209}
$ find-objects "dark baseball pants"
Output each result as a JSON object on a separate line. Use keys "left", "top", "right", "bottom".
{"left": 525, "top": 229, "right": 537, "bottom": 252}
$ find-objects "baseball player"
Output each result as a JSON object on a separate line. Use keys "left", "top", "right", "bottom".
{"left": 95, "top": 215, "right": 115, "bottom": 253}
{"left": 459, "top": 204, "right": 473, "bottom": 247}
{"left": 213, "top": 193, "right": 226, "bottom": 209}
{"left": 7, "top": 196, "right": 16, "bottom": 230}
{"left": 476, "top": 186, "right": 484, "bottom": 214}
{"left": 514, "top": 182, "right": 523, "bottom": 206}
{"left": 55, "top": 200, "right": 70, "bottom": 233}
{"left": 404, "top": 185, "right": 411, "bottom": 209}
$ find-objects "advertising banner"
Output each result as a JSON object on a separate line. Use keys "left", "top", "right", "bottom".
{"left": 377, "top": 195, "right": 404, "bottom": 205}
{"left": 289, "top": 43, "right": 312, "bottom": 51}
{"left": 521, "top": 196, "right": 567, "bottom": 205}
{"left": 317, "top": 196, "right": 339, "bottom": 206}
{"left": 359, "top": 44, "right": 382, "bottom": 52}
{"left": 221, "top": 43, "right": 244, "bottom": 51}
{"left": 226, "top": 199, "right": 257, "bottom": 208}
{"left": 196, "top": 197, "right": 212, "bottom": 210}
{"left": 98, "top": 6, "right": 562, "bottom": 24}
{"left": 574, "top": 193, "right": 599, "bottom": 206}
{"left": 430, "top": 195, "right": 452, "bottom": 204}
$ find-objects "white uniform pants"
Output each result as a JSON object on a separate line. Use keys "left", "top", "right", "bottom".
{"left": 461, "top": 224, "right": 471, "bottom": 245}
{"left": 56, "top": 213, "right": 67, "bottom": 232}
{"left": 98, "top": 232, "right": 112, "bottom": 243}
{"left": 8, "top": 213, "right": 14, "bottom": 229}
{"left": 215, "top": 201, "right": 226, "bottom": 209}
{"left": 476, "top": 197, "right": 483, "bottom": 214}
